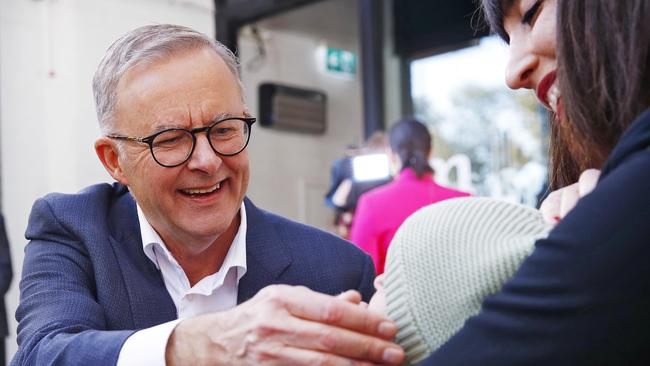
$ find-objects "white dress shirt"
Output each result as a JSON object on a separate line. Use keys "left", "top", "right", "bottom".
{"left": 117, "top": 203, "right": 248, "bottom": 366}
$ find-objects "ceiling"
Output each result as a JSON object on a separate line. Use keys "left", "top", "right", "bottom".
{"left": 215, "top": 0, "right": 490, "bottom": 56}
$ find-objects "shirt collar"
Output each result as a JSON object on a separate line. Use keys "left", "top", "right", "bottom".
{"left": 137, "top": 203, "right": 248, "bottom": 283}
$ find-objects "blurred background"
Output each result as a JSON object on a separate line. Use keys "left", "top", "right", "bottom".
{"left": 0, "top": 0, "right": 548, "bottom": 360}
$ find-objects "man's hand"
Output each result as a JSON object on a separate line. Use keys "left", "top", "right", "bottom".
{"left": 540, "top": 169, "right": 601, "bottom": 224}
{"left": 166, "top": 285, "right": 405, "bottom": 366}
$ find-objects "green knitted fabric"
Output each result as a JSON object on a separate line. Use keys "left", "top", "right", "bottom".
{"left": 384, "top": 197, "right": 551, "bottom": 365}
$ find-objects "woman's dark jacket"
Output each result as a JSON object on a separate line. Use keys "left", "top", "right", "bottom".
{"left": 421, "top": 107, "right": 650, "bottom": 365}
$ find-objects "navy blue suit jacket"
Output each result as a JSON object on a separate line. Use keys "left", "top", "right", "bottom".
{"left": 12, "top": 184, "right": 375, "bottom": 365}
{"left": 420, "top": 107, "right": 650, "bottom": 364}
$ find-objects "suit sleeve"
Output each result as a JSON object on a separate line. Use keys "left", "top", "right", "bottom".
{"left": 418, "top": 150, "right": 650, "bottom": 365}
{"left": 355, "top": 251, "right": 376, "bottom": 303}
{"left": 13, "top": 198, "right": 134, "bottom": 366}
{"left": 349, "top": 195, "right": 381, "bottom": 273}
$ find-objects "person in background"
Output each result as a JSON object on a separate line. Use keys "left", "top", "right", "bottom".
{"left": 325, "top": 132, "right": 391, "bottom": 238}
{"left": 324, "top": 144, "right": 358, "bottom": 238}
{"left": 349, "top": 118, "right": 470, "bottom": 274}
{"left": 324, "top": 144, "right": 356, "bottom": 211}
{"left": 414, "top": 0, "right": 650, "bottom": 364}
{"left": 12, "top": 24, "right": 404, "bottom": 366}
{"left": 0, "top": 215, "right": 11, "bottom": 366}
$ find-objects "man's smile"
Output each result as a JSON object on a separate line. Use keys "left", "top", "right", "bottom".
{"left": 179, "top": 180, "right": 225, "bottom": 198}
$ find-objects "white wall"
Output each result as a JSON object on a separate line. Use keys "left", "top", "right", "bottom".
{"left": 239, "top": 0, "right": 363, "bottom": 228}
{"left": 0, "top": 0, "right": 214, "bottom": 360}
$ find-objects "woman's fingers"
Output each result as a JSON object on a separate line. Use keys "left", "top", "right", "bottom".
{"left": 540, "top": 188, "right": 564, "bottom": 224}
{"left": 559, "top": 183, "right": 580, "bottom": 218}
{"left": 578, "top": 169, "right": 601, "bottom": 197}
{"left": 540, "top": 169, "right": 602, "bottom": 224}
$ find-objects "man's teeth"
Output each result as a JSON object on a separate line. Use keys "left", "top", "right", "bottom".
{"left": 182, "top": 182, "right": 221, "bottom": 195}
{"left": 548, "top": 83, "right": 561, "bottom": 114}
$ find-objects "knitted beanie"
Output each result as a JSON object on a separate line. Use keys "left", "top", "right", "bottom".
{"left": 384, "top": 197, "right": 551, "bottom": 365}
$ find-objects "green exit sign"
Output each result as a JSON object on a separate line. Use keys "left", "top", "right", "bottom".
{"left": 326, "top": 48, "right": 357, "bottom": 76}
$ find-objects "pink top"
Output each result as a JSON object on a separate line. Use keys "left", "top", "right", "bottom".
{"left": 349, "top": 168, "right": 470, "bottom": 275}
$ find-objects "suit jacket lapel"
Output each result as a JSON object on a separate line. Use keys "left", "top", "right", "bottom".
{"left": 108, "top": 185, "right": 177, "bottom": 328}
{"left": 107, "top": 189, "right": 291, "bottom": 317}
{"left": 238, "top": 198, "right": 292, "bottom": 303}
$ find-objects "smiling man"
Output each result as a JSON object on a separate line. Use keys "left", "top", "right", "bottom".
{"left": 12, "top": 24, "right": 404, "bottom": 366}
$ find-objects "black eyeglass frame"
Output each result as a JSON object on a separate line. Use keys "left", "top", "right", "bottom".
{"left": 106, "top": 116, "right": 256, "bottom": 168}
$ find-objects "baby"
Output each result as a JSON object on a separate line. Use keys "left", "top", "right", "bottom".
{"left": 367, "top": 197, "right": 552, "bottom": 365}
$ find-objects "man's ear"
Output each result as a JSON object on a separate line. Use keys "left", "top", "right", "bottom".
{"left": 95, "top": 137, "right": 128, "bottom": 185}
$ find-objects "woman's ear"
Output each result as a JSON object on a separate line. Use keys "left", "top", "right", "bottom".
{"left": 95, "top": 137, "right": 128, "bottom": 185}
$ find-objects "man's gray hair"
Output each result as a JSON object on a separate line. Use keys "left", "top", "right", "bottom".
{"left": 92, "top": 24, "right": 243, "bottom": 133}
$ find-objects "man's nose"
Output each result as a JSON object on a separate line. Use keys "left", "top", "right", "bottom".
{"left": 505, "top": 38, "right": 538, "bottom": 90}
{"left": 186, "top": 133, "right": 221, "bottom": 172}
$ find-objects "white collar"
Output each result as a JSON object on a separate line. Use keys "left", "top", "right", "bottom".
{"left": 137, "top": 202, "right": 248, "bottom": 287}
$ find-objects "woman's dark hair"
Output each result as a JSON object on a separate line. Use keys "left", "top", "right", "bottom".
{"left": 388, "top": 118, "right": 434, "bottom": 179}
{"left": 556, "top": 0, "right": 650, "bottom": 187}
{"left": 480, "top": 0, "right": 515, "bottom": 42}
{"left": 481, "top": 0, "right": 650, "bottom": 189}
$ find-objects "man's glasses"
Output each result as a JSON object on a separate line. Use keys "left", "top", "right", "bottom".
{"left": 107, "top": 117, "right": 256, "bottom": 168}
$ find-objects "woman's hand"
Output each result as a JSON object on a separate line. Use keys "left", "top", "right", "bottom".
{"left": 540, "top": 169, "right": 601, "bottom": 224}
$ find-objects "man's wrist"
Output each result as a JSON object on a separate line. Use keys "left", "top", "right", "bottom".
{"left": 118, "top": 319, "right": 181, "bottom": 366}
{"left": 165, "top": 314, "right": 231, "bottom": 366}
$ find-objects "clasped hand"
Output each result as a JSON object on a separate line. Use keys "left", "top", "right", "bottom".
{"left": 166, "top": 284, "right": 405, "bottom": 365}
{"left": 540, "top": 169, "right": 601, "bottom": 224}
